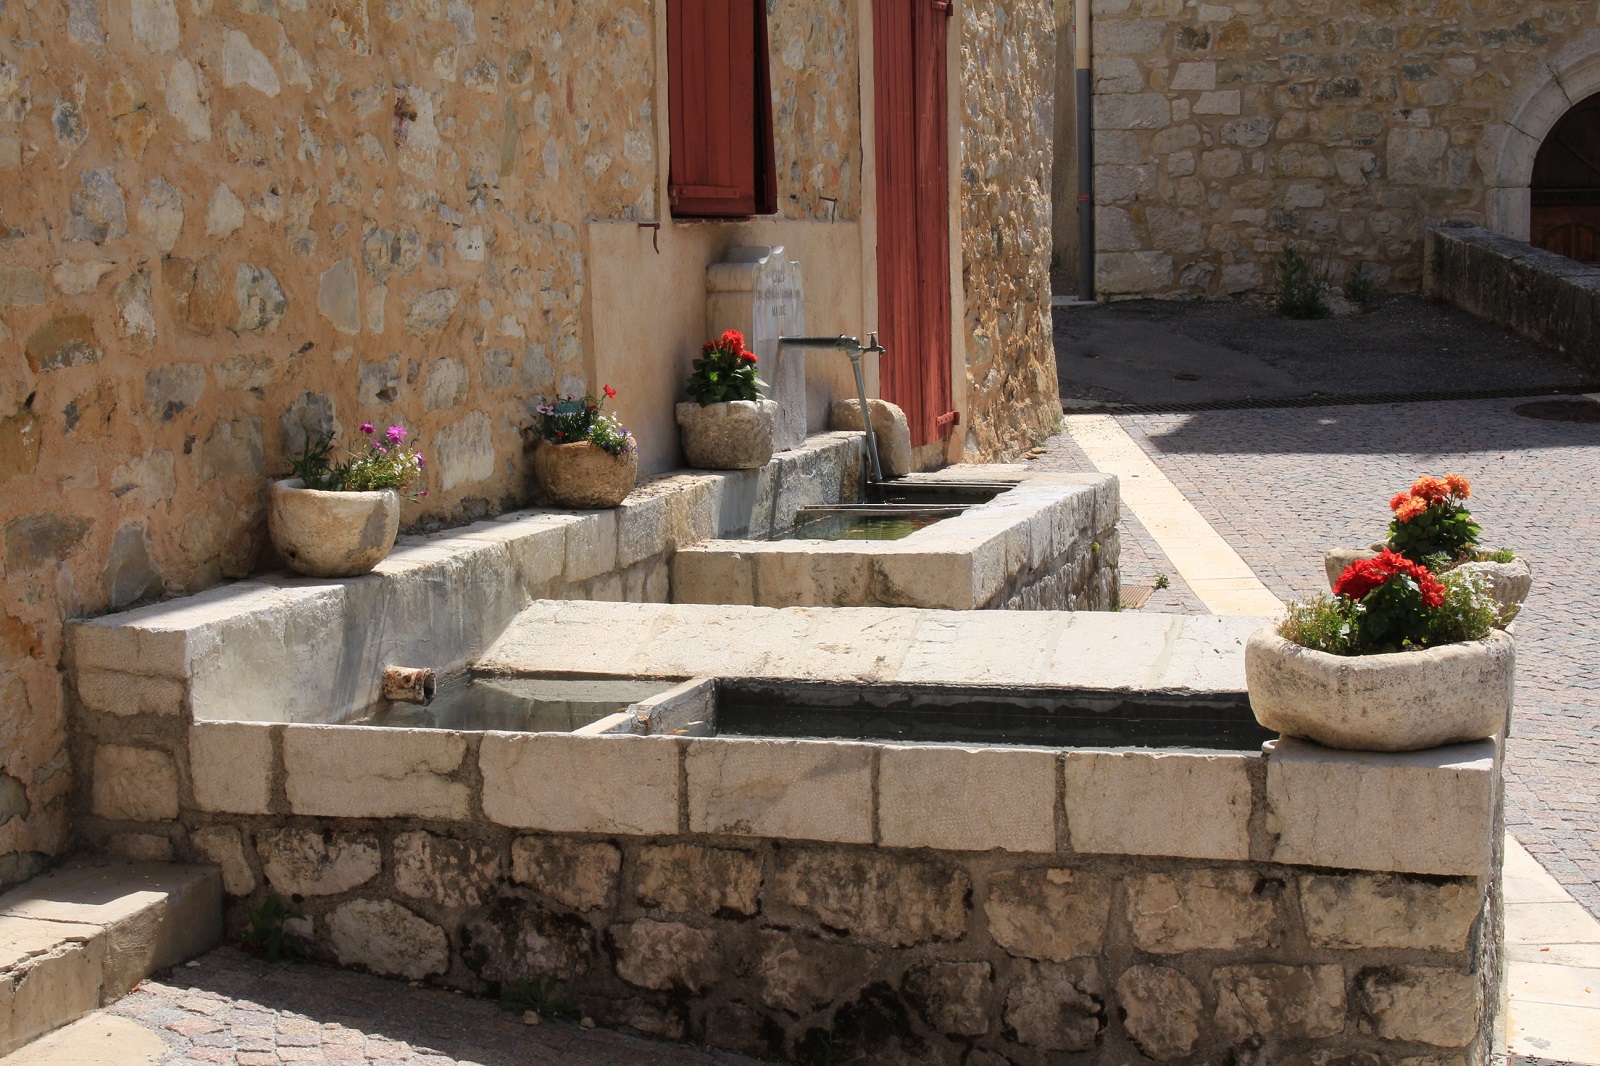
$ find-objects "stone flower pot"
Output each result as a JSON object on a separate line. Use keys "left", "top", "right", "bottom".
{"left": 1244, "top": 627, "right": 1515, "bottom": 753}
{"left": 268, "top": 478, "right": 400, "bottom": 578}
{"left": 534, "top": 441, "right": 638, "bottom": 509}
{"left": 1452, "top": 556, "right": 1533, "bottom": 626}
{"left": 675, "top": 399, "right": 778, "bottom": 470}
{"left": 1322, "top": 542, "right": 1386, "bottom": 588}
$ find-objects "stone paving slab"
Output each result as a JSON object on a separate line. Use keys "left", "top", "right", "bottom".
{"left": 1032, "top": 396, "right": 1600, "bottom": 918}
{"left": 105, "top": 948, "right": 766, "bottom": 1066}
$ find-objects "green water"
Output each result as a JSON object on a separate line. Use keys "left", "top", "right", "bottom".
{"left": 781, "top": 512, "right": 948, "bottom": 542}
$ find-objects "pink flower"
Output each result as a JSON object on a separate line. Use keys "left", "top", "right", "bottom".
{"left": 386, "top": 425, "right": 408, "bottom": 445}
{"left": 419, "top": 490, "right": 429, "bottom": 497}
{"left": 416, "top": 453, "right": 425, "bottom": 467}
{"left": 360, "top": 423, "right": 375, "bottom": 435}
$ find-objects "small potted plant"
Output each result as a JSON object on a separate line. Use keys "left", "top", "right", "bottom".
{"left": 1249, "top": 549, "right": 1513, "bottom": 752}
{"left": 269, "top": 422, "right": 426, "bottom": 577}
{"left": 532, "top": 385, "right": 638, "bottom": 508}
{"left": 675, "top": 329, "right": 778, "bottom": 470}
{"left": 1322, "top": 473, "right": 1529, "bottom": 624}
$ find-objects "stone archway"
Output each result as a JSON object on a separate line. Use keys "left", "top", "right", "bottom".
{"left": 1487, "top": 30, "right": 1600, "bottom": 241}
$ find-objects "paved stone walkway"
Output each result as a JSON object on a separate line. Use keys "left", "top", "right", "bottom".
{"left": 1036, "top": 395, "right": 1600, "bottom": 917}
{"left": 107, "top": 949, "right": 765, "bottom": 1066}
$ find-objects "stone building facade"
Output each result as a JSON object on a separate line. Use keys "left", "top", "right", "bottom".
{"left": 1055, "top": 0, "right": 1600, "bottom": 297}
{"left": 0, "top": 1, "right": 1060, "bottom": 883}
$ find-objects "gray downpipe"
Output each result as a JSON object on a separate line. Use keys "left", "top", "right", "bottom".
{"left": 1075, "top": 0, "right": 1094, "bottom": 302}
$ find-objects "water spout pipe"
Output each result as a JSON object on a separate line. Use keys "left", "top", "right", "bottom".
{"left": 776, "top": 334, "right": 885, "bottom": 483}
{"left": 383, "top": 666, "right": 436, "bottom": 705}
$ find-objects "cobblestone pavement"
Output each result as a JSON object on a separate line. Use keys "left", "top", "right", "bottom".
{"left": 109, "top": 949, "right": 767, "bottom": 1066}
{"left": 1037, "top": 396, "right": 1600, "bottom": 916}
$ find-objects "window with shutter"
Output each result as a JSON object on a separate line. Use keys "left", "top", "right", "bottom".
{"left": 667, "top": 0, "right": 776, "bottom": 218}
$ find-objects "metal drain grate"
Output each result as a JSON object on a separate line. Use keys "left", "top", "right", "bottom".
{"left": 1063, "top": 383, "right": 1600, "bottom": 416}
{"left": 1512, "top": 399, "right": 1600, "bottom": 422}
{"left": 1119, "top": 585, "right": 1154, "bottom": 610}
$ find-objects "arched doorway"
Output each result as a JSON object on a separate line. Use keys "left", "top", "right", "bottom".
{"left": 1531, "top": 93, "right": 1600, "bottom": 264}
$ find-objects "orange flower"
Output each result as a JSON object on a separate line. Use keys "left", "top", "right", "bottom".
{"left": 1389, "top": 491, "right": 1413, "bottom": 513}
{"left": 1443, "top": 472, "right": 1471, "bottom": 499}
{"left": 1394, "top": 496, "right": 1428, "bottom": 523}
{"left": 1410, "top": 475, "right": 1450, "bottom": 503}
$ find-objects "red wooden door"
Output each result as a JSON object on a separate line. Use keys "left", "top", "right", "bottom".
{"left": 874, "top": 0, "right": 953, "bottom": 447}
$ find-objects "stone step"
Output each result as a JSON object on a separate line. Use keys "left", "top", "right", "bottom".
{"left": 0, "top": 860, "right": 222, "bottom": 1056}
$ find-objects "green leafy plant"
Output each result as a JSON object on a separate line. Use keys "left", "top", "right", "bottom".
{"left": 1477, "top": 547, "right": 1516, "bottom": 564}
{"left": 1427, "top": 569, "right": 1500, "bottom": 646}
{"left": 1274, "top": 244, "right": 1330, "bottom": 319}
{"left": 1279, "top": 594, "right": 1360, "bottom": 656}
{"left": 287, "top": 423, "right": 427, "bottom": 500}
{"left": 497, "top": 976, "right": 578, "bottom": 1020}
{"left": 1386, "top": 474, "right": 1480, "bottom": 564}
{"left": 239, "top": 894, "right": 309, "bottom": 962}
{"left": 533, "top": 385, "right": 636, "bottom": 458}
{"left": 686, "top": 329, "right": 766, "bottom": 405}
{"left": 1343, "top": 263, "right": 1377, "bottom": 311}
{"left": 1153, "top": 573, "right": 1170, "bottom": 590}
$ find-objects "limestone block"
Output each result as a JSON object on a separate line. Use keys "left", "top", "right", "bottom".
{"left": 190, "top": 827, "right": 255, "bottom": 897}
{"left": 755, "top": 930, "right": 877, "bottom": 1014}
{"left": 92, "top": 746, "right": 178, "bottom": 822}
{"left": 868, "top": 550, "right": 978, "bottom": 611}
{"left": 561, "top": 510, "right": 618, "bottom": 583}
{"left": 1093, "top": 19, "right": 1167, "bottom": 55}
{"left": 1098, "top": 251, "right": 1174, "bottom": 293}
{"left": 1171, "top": 62, "right": 1217, "bottom": 90}
{"left": 1127, "top": 870, "right": 1281, "bottom": 954}
{"left": 1002, "top": 960, "right": 1105, "bottom": 1052}
{"left": 1265, "top": 737, "right": 1498, "bottom": 876}
{"left": 676, "top": 400, "right": 777, "bottom": 471}
{"left": 1246, "top": 628, "right": 1514, "bottom": 752}
{"left": 480, "top": 733, "right": 679, "bottom": 835}
{"left": 189, "top": 721, "right": 273, "bottom": 815}
{"left": 76, "top": 668, "right": 184, "bottom": 717}
{"left": 1093, "top": 93, "right": 1172, "bottom": 130}
{"left": 1357, "top": 966, "right": 1480, "bottom": 1046}
{"left": 257, "top": 828, "right": 380, "bottom": 896}
{"left": 1214, "top": 964, "right": 1346, "bottom": 1041}
{"left": 878, "top": 745, "right": 1055, "bottom": 853}
{"left": 615, "top": 493, "right": 670, "bottom": 569}
{"left": 1063, "top": 750, "right": 1252, "bottom": 860}
{"left": 1194, "top": 90, "right": 1242, "bottom": 115}
{"left": 904, "top": 961, "right": 992, "bottom": 1037}
{"left": 669, "top": 548, "right": 754, "bottom": 605}
{"left": 327, "top": 900, "right": 448, "bottom": 980}
{"left": 828, "top": 399, "right": 912, "bottom": 478}
{"left": 770, "top": 849, "right": 968, "bottom": 947}
{"left": 985, "top": 868, "right": 1111, "bottom": 962}
{"left": 284, "top": 726, "right": 469, "bottom": 820}
{"left": 0, "top": 917, "right": 106, "bottom": 1056}
{"left": 459, "top": 900, "right": 593, "bottom": 981}
{"left": 461, "top": 512, "right": 574, "bottom": 590}
{"left": 510, "top": 838, "right": 620, "bottom": 911}
{"left": 685, "top": 737, "right": 871, "bottom": 842}
{"left": 611, "top": 919, "right": 719, "bottom": 992}
{"left": 1300, "top": 874, "right": 1482, "bottom": 951}
{"left": 392, "top": 832, "right": 502, "bottom": 909}
{"left": 1116, "top": 965, "right": 1202, "bottom": 1061}
{"left": 634, "top": 844, "right": 762, "bottom": 916}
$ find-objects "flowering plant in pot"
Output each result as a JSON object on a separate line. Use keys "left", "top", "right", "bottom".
{"left": 532, "top": 385, "right": 638, "bottom": 508}
{"left": 269, "top": 423, "right": 426, "bottom": 578}
{"left": 1248, "top": 549, "right": 1513, "bottom": 752}
{"left": 676, "top": 329, "right": 779, "bottom": 470}
{"left": 1322, "top": 473, "right": 1529, "bottom": 624}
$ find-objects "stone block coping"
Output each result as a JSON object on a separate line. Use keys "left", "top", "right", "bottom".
{"left": 0, "top": 861, "right": 221, "bottom": 1056}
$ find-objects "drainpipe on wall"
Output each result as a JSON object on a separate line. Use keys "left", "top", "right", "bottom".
{"left": 1075, "top": 0, "right": 1095, "bottom": 302}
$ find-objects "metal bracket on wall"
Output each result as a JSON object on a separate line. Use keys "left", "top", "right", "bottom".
{"left": 638, "top": 222, "right": 661, "bottom": 254}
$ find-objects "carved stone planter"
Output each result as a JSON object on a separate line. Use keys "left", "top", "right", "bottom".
{"left": 1245, "top": 627, "right": 1515, "bottom": 752}
{"left": 1322, "top": 543, "right": 1385, "bottom": 588}
{"left": 1452, "top": 557, "right": 1533, "bottom": 625}
{"left": 675, "top": 399, "right": 778, "bottom": 470}
{"left": 534, "top": 441, "right": 638, "bottom": 509}
{"left": 268, "top": 478, "right": 400, "bottom": 578}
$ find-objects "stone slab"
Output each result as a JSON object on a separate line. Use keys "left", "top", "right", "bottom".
{"left": 480, "top": 733, "right": 680, "bottom": 835}
{"left": 685, "top": 737, "right": 873, "bottom": 843}
{"left": 1064, "top": 750, "right": 1253, "bottom": 860}
{"left": 188, "top": 721, "right": 273, "bottom": 814}
{"left": 283, "top": 726, "right": 470, "bottom": 819}
{"left": 0, "top": 920, "right": 104, "bottom": 1058}
{"left": 878, "top": 745, "right": 1057, "bottom": 853}
{"left": 1265, "top": 737, "right": 1499, "bottom": 876}
{"left": 0, "top": 1011, "right": 167, "bottom": 1065}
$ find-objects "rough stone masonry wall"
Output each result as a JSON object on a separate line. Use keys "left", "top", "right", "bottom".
{"left": 0, "top": 0, "right": 862, "bottom": 885}
{"left": 63, "top": 703, "right": 1499, "bottom": 1066}
{"left": 1090, "top": 0, "right": 1597, "bottom": 297}
{"left": 958, "top": 1, "right": 1064, "bottom": 461}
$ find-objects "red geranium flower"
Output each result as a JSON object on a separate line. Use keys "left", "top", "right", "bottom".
{"left": 720, "top": 329, "right": 745, "bottom": 354}
{"left": 603, "top": 384, "right": 617, "bottom": 400}
{"left": 739, "top": 351, "right": 757, "bottom": 363}
{"left": 1334, "top": 549, "right": 1445, "bottom": 608}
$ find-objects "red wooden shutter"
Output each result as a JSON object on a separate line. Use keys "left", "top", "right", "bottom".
{"left": 668, "top": 0, "right": 775, "bottom": 217}
{"left": 874, "top": 0, "right": 953, "bottom": 446}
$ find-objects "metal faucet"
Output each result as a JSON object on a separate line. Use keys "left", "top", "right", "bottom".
{"left": 777, "top": 333, "right": 888, "bottom": 483}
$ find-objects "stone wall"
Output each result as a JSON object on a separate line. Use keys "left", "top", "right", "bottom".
{"left": 1087, "top": 0, "right": 1599, "bottom": 297}
{"left": 1425, "top": 223, "right": 1600, "bottom": 376}
{"left": 64, "top": 695, "right": 1503, "bottom": 1064}
{"left": 957, "top": 1, "right": 1064, "bottom": 460}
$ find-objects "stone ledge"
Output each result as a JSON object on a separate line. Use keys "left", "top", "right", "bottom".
{"left": 878, "top": 745, "right": 1057, "bottom": 853}
{"left": 1064, "top": 749, "right": 1253, "bottom": 861}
